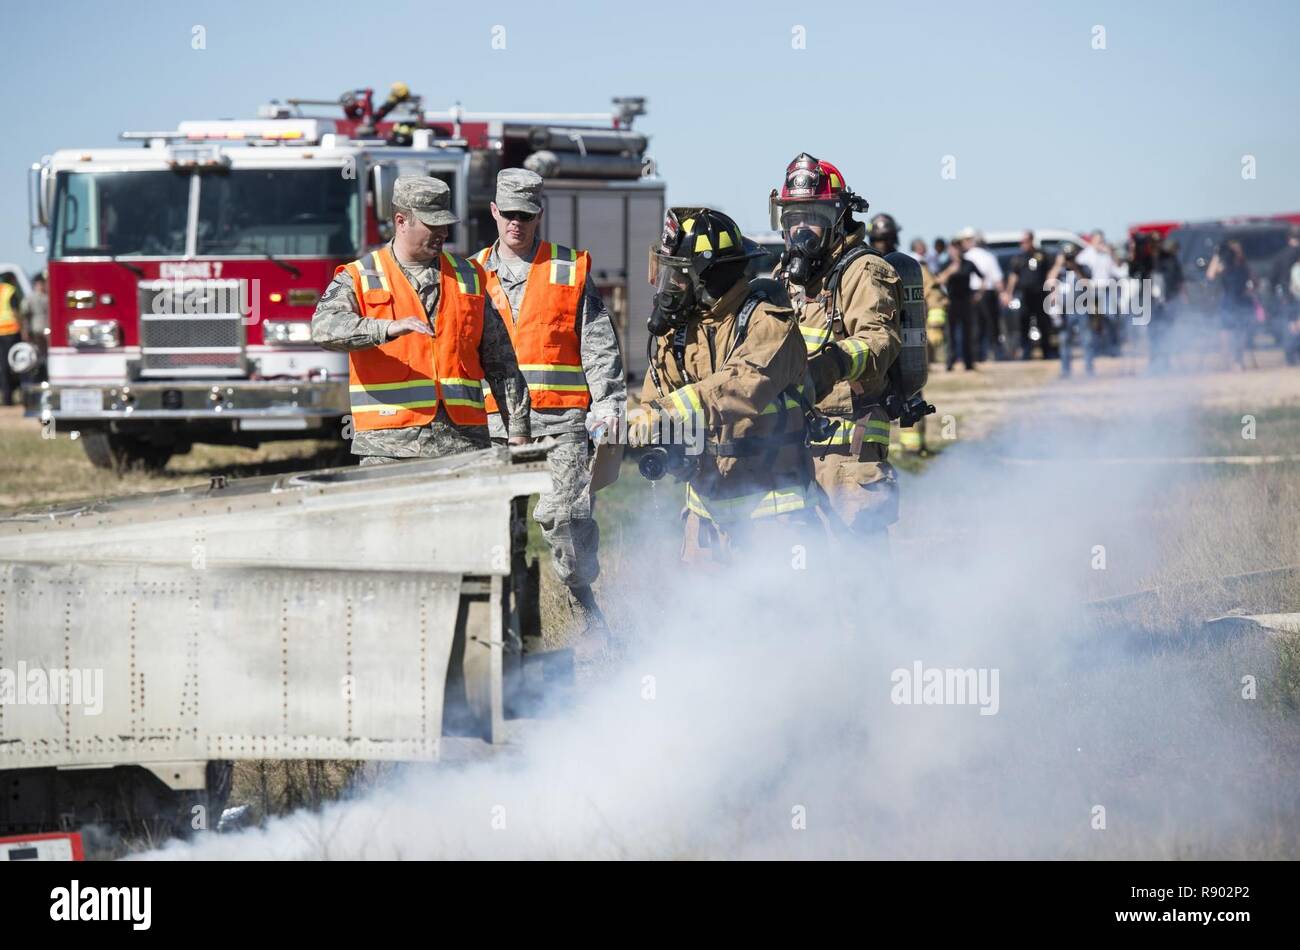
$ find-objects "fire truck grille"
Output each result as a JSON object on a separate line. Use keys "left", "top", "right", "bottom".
{"left": 138, "top": 281, "right": 248, "bottom": 377}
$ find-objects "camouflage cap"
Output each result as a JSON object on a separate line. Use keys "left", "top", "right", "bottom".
{"left": 392, "top": 176, "right": 459, "bottom": 227}
{"left": 495, "top": 168, "right": 544, "bottom": 214}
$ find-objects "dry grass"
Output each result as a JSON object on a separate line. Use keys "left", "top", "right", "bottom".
{"left": 0, "top": 406, "right": 344, "bottom": 513}
{"left": 229, "top": 760, "right": 399, "bottom": 826}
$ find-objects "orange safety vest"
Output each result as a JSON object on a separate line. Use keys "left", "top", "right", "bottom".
{"left": 475, "top": 241, "right": 591, "bottom": 412}
{"left": 337, "top": 246, "right": 488, "bottom": 430}
{"left": 0, "top": 285, "right": 19, "bottom": 336}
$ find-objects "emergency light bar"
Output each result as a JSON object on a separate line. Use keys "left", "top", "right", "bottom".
{"left": 122, "top": 119, "right": 330, "bottom": 145}
{"left": 178, "top": 119, "right": 327, "bottom": 141}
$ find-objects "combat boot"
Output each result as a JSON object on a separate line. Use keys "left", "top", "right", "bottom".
{"left": 566, "top": 584, "right": 612, "bottom": 664}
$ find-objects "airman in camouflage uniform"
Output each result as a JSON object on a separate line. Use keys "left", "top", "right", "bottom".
{"left": 311, "top": 177, "right": 530, "bottom": 462}
{"left": 476, "top": 169, "right": 626, "bottom": 635}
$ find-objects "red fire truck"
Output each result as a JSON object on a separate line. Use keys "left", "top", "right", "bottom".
{"left": 25, "top": 83, "right": 665, "bottom": 471}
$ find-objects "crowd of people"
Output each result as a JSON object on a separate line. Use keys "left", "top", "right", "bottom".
{"left": 899, "top": 224, "right": 1300, "bottom": 376}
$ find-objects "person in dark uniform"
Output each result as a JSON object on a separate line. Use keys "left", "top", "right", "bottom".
{"left": 1004, "top": 231, "right": 1053, "bottom": 360}
{"left": 937, "top": 235, "right": 981, "bottom": 371}
{"left": 1207, "top": 240, "right": 1254, "bottom": 370}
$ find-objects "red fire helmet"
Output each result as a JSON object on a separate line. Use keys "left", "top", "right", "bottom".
{"left": 770, "top": 152, "right": 860, "bottom": 231}
{"left": 779, "top": 152, "right": 848, "bottom": 203}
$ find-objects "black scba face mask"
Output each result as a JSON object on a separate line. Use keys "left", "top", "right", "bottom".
{"left": 783, "top": 228, "right": 826, "bottom": 287}
{"left": 778, "top": 203, "right": 838, "bottom": 286}
{"left": 648, "top": 292, "right": 691, "bottom": 336}
{"left": 647, "top": 264, "right": 698, "bottom": 335}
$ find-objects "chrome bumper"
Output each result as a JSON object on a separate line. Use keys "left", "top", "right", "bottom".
{"left": 24, "top": 379, "right": 349, "bottom": 429}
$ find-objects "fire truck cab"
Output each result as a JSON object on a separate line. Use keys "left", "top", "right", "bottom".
{"left": 27, "top": 84, "right": 664, "bottom": 471}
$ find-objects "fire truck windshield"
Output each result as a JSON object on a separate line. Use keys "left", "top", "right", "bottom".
{"left": 50, "top": 166, "right": 360, "bottom": 260}
{"left": 52, "top": 170, "right": 190, "bottom": 258}
{"left": 197, "top": 168, "right": 359, "bottom": 257}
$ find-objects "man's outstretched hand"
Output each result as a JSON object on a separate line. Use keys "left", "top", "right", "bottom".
{"left": 386, "top": 317, "right": 433, "bottom": 339}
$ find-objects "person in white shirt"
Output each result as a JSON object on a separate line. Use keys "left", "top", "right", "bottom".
{"left": 957, "top": 227, "right": 1005, "bottom": 360}
{"left": 1076, "top": 230, "right": 1123, "bottom": 355}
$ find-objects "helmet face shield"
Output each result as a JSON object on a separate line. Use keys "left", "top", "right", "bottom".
{"left": 652, "top": 256, "right": 696, "bottom": 312}
{"left": 647, "top": 206, "right": 754, "bottom": 333}
{"left": 779, "top": 202, "right": 838, "bottom": 251}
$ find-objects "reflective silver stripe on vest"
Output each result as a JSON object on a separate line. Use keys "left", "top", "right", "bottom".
{"left": 443, "top": 253, "right": 481, "bottom": 295}
{"left": 520, "top": 366, "right": 588, "bottom": 391}
{"left": 549, "top": 243, "right": 578, "bottom": 287}
{"left": 358, "top": 252, "right": 383, "bottom": 293}
{"left": 440, "top": 381, "right": 485, "bottom": 407}
{"left": 349, "top": 383, "right": 441, "bottom": 408}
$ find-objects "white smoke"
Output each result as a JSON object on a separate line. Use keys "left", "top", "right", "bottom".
{"left": 145, "top": 374, "right": 1300, "bottom": 860}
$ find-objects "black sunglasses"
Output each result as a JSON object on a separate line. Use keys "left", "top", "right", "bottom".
{"left": 501, "top": 210, "right": 537, "bottom": 223}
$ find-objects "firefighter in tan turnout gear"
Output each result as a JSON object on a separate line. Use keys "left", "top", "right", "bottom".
{"left": 474, "top": 169, "right": 626, "bottom": 636}
{"left": 771, "top": 154, "right": 910, "bottom": 542}
{"left": 630, "top": 207, "right": 818, "bottom": 567}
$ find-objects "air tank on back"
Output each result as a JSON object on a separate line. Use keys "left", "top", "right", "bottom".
{"left": 883, "top": 250, "right": 929, "bottom": 400}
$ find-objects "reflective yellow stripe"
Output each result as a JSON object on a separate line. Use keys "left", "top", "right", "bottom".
{"left": 349, "top": 379, "right": 435, "bottom": 393}
{"left": 664, "top": 384, "right": 704, "bottom": 428}
{"left": 349, "top": 378, "right": 439, "bottom": 412}
{"left": 811, "top": 421, "right": 853, "bottom": 446}
{"left": 548, "top": 244, "right": 578, "bottom": 286}
{"left": 351, "top": 401, "right": 440, "bottom": 413}
{"left": 810, "top": 418, "right": 891, "bottom": 447}
{"left": 863, "top": 418, "right": 891, "bottom": 446}
{"left": 757, "top": 488, "right": 808, "bottom": 516}
{"left": 800, "top": 324, "right": 831, "bottom": 352}
{"left": 350, "top": 378, "right": 483, "bottom": 410}
{"left": 443, "top": 252, "right": 482, "bottom": 294}
{"left": 518, "top": 363, "right": 589, "bottom": 392}
{"left": 838, "top": 338, "right": 871, "bottom": 381}
{"left": 760, "top": 393, "right": 803, "bottom": 414}
{"left": 353, "top": 257, "right": 377, "bottom": 294}
{"left": 927, "top": 307, "right": 947, "bottom": 327}
{"left": 371, "top": 250, "right": 393, "bottom": 293}
{"left": 685, "top": 483, "right": 808, "bottom": 521}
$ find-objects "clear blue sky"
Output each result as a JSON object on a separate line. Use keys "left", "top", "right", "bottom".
{"left": 6, "top": 0, "right": 1298, "bottom": 272}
